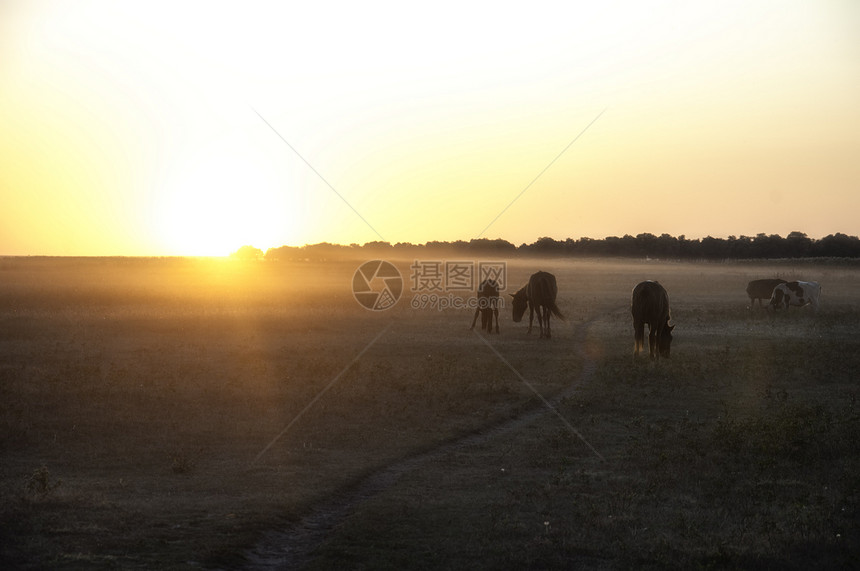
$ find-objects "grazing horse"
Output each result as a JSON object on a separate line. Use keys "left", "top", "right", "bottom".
{"left": 632, "top": 280, "right": 674, "bottom": 359}
{"left": 470, "top": 278, "right": 500, "bottom": 334}
{"left": 510, "top": 271, "right": 564, "bottom": 339}
{"left": 746, "top": 278, "right": 787, "bottom": 309}
{"left": 769, "top": 281, "right": 821, "bottom": 312}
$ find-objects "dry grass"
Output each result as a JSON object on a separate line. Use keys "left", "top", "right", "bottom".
{"left": 1, "top": 256, "right": 858, "bottom": 568}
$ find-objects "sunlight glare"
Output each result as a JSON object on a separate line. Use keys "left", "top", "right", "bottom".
{"left": 157, "top": 137, "right": 302, "bottom": 256}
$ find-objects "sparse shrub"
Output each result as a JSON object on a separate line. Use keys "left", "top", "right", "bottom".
{"left": 170, "top": 452, "right": 197, "bottom": 474}
{"left": 24, "top": 465, "right": 61, "bottom": 497}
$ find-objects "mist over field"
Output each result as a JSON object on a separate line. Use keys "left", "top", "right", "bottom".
{"left": 1, "top": 255, "right": 858, "bottom": 568}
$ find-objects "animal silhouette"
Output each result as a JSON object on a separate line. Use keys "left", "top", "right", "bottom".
{"left": 632, "top": 280, "right": 674, "bottom": 359}
{"left": 470, "top": 278, "right": 500, "bottom": 333}
{"left": 511, "top": 271, "right": 564, "bottom": 339}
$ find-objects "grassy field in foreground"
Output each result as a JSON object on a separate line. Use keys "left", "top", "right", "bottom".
{"left": 1, "top": 256, "right": 858, "bottom": 569}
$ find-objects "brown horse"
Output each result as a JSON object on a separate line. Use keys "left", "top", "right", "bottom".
{"left": 510, "top": 271, "right": 564, "bottom": 338}
{"left": 631, "top": 280, "right": 674, "bottom": 359}
{"left": 470, "top": 278, "right": 500, "bottom": 333}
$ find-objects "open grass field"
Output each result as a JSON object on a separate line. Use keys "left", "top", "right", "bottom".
{"left": 1, "top": 256, "right": 859, "bottom": 569}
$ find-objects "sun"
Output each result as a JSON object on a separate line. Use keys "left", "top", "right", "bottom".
{"left": 156, "top": 136, "right": 305, "bottom": 256}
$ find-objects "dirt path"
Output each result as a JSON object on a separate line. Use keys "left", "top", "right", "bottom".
{"left": 240, "top": 316, "right": 602, "bottom": 570}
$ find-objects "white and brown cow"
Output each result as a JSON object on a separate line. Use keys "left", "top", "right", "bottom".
{"left": 769, "top": 281, "right": 821, "bottom": 312}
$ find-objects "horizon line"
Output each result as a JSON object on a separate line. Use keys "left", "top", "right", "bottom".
{"left": 4, "top": 231, "right": 859, "bottom": 259}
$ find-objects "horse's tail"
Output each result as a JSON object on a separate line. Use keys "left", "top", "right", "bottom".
{"left": 548, "top": 300, "right": 565, "bottom": 321}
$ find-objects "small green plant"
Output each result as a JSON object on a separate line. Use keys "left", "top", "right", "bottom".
{"left": 24, "top": 465, "right": 61, "bottom": 497}
{"left": 170, "top": 453, "right": 196, "bottom": 474}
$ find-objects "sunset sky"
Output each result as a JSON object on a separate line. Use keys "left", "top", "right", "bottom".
{"left": 2, "top": 1, "right": 858, "bottom": 256}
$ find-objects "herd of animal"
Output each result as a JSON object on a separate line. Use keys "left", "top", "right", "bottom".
{"left": 470, "top": 271, "right": 822, "bottom": 360}
{"left": 746, "top": 278, "right": 822, "bottom": 312}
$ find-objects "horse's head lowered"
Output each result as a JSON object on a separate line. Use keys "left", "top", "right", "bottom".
{"left": 510, "top": 287, "right": 528, "bottom": 322}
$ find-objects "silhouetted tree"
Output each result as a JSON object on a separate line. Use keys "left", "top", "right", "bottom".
{"left": 301, "top": 242, "right": 349, "bottom": 261}
{"left": 785, "top": 231, "right": 813, "bottom": 257}
{"left": 676, "top": 235, "right": 696, "bottom": 259}
{"left": 231, "top": 245, "right": 263, "bottom": 261}
{"left": 264, "top": 245, "right": 299, "bottom": 261}
{"left": 468, "top": 238, "right": 517, "bottom": 254}
{"left": 655, "top": 233, "right": 680, "bottom": 258}
{"left": 362, "top": 241, "right": 392, "bottom": 251}
{"left": 700, "top": 236, "right": 727, "bottom": 259}
{"left": 450, "top": 240, "right": 470, "bottom": 252}
{"left": 635, "top": 233, "right": 658, "bottom": 257}
{"left": 812, "top": 233, "right": 860, "bottom": 257}
{"left": 393, "top": 242, "right": 420, "bottom": 254}
{"left": 728, "top": 235, "right": 752, "bottom": 258}
{"left": 751, "top": 233, "right": 784, "bottom": 258}
{"left": 523, "top": 237, "right": 564, "bottom": 256}
{"left": 603, "top": 236, "right": 623, "bottom": 256}
{"left": 258, "top": 232, "right": 860, "bottom": 261}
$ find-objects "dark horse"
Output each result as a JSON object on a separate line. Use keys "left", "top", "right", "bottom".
{"left": 631, "top": 280, "right": 674, "bottom": 359}
{"left": 510, "top": 271, "right": 564, "bottom": 339}
{"left": 470, "top": 278, "right": 500, "bottom": 334}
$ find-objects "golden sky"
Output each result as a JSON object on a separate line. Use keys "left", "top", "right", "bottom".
{"left": 1, "top": 1, "right": 858, "bottom": 255}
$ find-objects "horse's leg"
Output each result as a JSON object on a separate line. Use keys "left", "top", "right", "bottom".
{"left": 527, "top": 304, "right": 534, "bottom": 334}
{"left": 536, "top": 305, "right": 545, "bottom": 338}
{"left": 470, "top": 306, "right": 480, "bottom": 330}
{"left": 648, "top": 324, "right": 658, "bottom": 359}
{"left": 537, "top": 306, "right": 543, "bottom": 338}
{"left": 537, "top": 307, "right": 547, "bottom": 338}
{"left": 487, "top": 298, "right": 497, "bottom": 333}
{"left": 660, "top": 321, "right": 670, "bottom": 358}
{"left": 634, "top": 319, "right": 644, "bottom": 357}
{"left": 545, "top": 307, "right": 551, "bottom": 339}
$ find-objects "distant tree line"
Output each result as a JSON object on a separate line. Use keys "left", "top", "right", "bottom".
{"left": 243, "top": 232, "right": 860, "bottom": 262}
